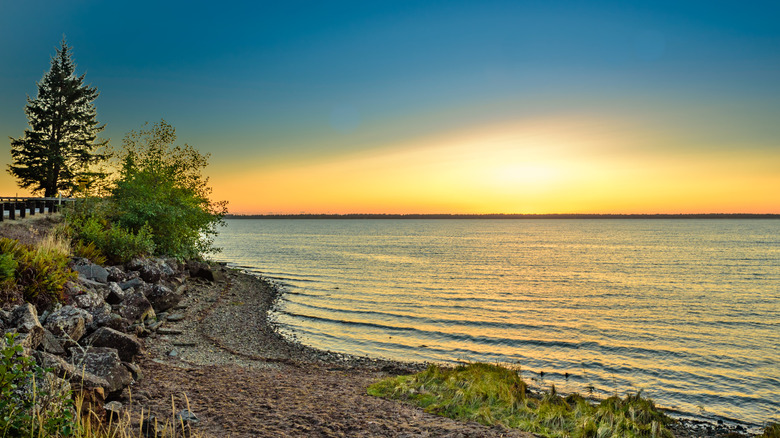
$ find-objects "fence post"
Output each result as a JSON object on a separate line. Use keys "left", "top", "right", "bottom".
{"left": 0, "top": 203, "right": 4, "bottom": 222}
{"left": 9, "top": 202, "right": 15, "bottom": 220}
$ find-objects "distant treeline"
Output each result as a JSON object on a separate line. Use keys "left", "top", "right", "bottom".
{"left": 224, "top": 213, "right": 780, "bottom": 220}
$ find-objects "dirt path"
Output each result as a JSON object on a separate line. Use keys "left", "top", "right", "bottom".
{"left": 124, "top": 269, "right": 532, "bottom": 437}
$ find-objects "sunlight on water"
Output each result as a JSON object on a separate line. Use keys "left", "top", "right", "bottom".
{"left": 213, "top": 219, "right": 780, "bottom": 426}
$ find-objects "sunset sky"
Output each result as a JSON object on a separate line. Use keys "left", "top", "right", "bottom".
{"left": 1, "top": 1, "right": 779, "bottom": 214}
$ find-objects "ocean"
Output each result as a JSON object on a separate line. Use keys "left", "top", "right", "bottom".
{"left": 212, "top": 218, "right": 779, "bottom": 427}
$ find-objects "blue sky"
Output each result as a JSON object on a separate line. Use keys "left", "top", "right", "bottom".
{"left": 2, "top": 1, "right": 779, "bottom": 213}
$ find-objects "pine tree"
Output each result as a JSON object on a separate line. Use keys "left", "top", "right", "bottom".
{"left": 8, "top": 38, "right": 108, "bottom": 197}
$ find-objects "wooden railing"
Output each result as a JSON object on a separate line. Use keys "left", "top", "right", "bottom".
{"left": 0, "top": 197, "right": 76, "bottom": 221}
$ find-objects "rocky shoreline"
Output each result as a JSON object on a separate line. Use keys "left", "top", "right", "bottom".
{"left": 0, "top": 219, "right": 765, "bottom": 437}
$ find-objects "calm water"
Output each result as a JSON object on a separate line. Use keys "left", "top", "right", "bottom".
{"left": 213, "top": 219, "right": 779, "bottom": 426}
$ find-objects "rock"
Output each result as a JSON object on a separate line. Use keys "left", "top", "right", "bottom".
{"left": 38, "top": 328, "right": 66, "bottom": 355}
{"left": 0, "top": 308, "right": 10, "bottom": 326}
{"left": 32, "top": 349, "right": 111, "bottom": 395}
{"left": 101, "top": 314, "right": 132, "bottom": 333}
{"left": 186, "top": 260, "right": 222, "bottom": 281}
{"left": 104, "top": 401, "right": 124, "bottom": 422}
{"left": 122, "top": 361, "right": 143, "bottom": 381}
{"left": 7, "top": 304, "right": 45, "bottom": 349}
{"left": 119, "top": 277, "right": 144, "bottom": 291}
{"left": 78, "top": 277, "right": 108, "bottom": 292}
{"left": 157, "top": 327, "right": 183, "bottom": 335}
{"left": 74, "top": 261, "right": 109, "bottom": 283}
{"left": 128, "top": 258, "right": 175, "bottom": 283}
{"left": 38, "top": 309, "right": 51, "bottom": 324}
{"left": 166, "top": 313, "right": 185, "bottom": 322}
{"left": 106, "top": 266, "right": 129, "bottom": 283}
{"left": 83, "top": 327, "right": 142, "bottom": 362}
{"left": 72, "top": 290, "right": 106, "bottom": 310}
{"left": 69, "top": 347, "right": 134, "bottom": 394}
{"left": 11, "top": 303, "right": 42, "bottom": 333}
{"left": 118, "top": 289, "right": 156, "bottom": 323}
{"left": 105, "top": 282, "right": 125, "bottom": 304}
{"left": 85, "top": 302, "right": 114, "bottom": 332}
{"left": 8, "top": 330, "right": 44, "bottom": 350}
{"left": 143, "top": 284, "right": 181, "bottom": 312}
{"left": 45, "top": 305, "right": 93, "bottom": 343}
{"left": 176, "top": 409, "right": 199, "bottom": 436}
{"left": 176, "top": 408, "right": 199, "bottom": 424}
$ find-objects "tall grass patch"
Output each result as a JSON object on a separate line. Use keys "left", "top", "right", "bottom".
{"left": 368, "top": 363, "right": 673, "bottom": 438}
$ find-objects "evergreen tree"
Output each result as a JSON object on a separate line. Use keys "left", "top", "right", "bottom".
{"left": 8, "top": 38, "right": 107, "bottom": 197}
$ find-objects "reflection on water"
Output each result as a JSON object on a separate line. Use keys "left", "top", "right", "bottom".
{"left": 214, "top": 219, "right": 780, "bottom": 426}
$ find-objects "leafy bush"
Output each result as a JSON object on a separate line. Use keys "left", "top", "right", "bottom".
{"left": 0, "top": 333, "right": 77, "bottom": 437}
{"left": 71, "top": 216, "right": 155, "bottom": 265}
{"left": 110, "top": 120, "right": 227, "bottom": 260}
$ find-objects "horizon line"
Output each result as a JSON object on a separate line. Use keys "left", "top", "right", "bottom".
{"left": 224, "top": 213, "right": 780, "bottom": 219}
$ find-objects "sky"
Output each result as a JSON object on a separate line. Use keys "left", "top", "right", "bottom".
{"left": 1, "top": 0, "right": 779, "bottom": 214}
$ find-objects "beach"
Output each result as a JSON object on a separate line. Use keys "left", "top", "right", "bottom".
{"left": 126, "top": 268, "right": 532, "bottom": 437}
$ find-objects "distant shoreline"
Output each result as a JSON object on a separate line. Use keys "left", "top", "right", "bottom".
{"left": 225, "top": 213, "right": 780, "bottom": 220}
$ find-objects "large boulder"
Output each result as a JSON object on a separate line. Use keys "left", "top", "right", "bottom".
{"left": 118, "top": 289, "right": 156, "bottom": 323}
{"left": 69, "top": 347, "right": 134, "bottom": 394}
{"left": 142, "top": 284, "right": 181, "bottom": 313}
{"left": 127, "top": 258, "right": 175, "bottom": 283}
{"left": 83, "top": 327, "right": 142, "bottom": 362}
{"left": 45, "top": 305, "right": 93, "bottom": 343}
{"left": 187, "top": 260, "right": 226, "bottom": 282}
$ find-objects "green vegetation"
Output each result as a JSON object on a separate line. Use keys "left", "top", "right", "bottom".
{"left": 0, "top": 237, "right": 76, "bottom": 309}
{"left": 70, "top": 240, "right": 107, "bottom": 266}
{"left": 109, "top": 120, "right": 227, "bottom": 260}
{"left": 762, "top": 423, "right": 780, "bottom": 438}
{"left": 60, "top": 120, "right": 227, "bottom": 262}
{"left": 63, "top": 207, "right": 156, "bottom": 265}
{"left": 1, "top": 333, "right": 77, "bottom": 437}
{"left": 368, "top": 363, "right": 673, "bottom": 438}
{"left": 7, "top": 38, "right": 107, "bottom": 197}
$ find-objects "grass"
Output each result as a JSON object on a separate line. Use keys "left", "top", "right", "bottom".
{"left": 368, "top": 362, "right": 674, "bottom": 438}
{"left": 8, "top": 390, "right": 203, "bottom": 438}
{"left": 71, "top": 392, "right": 202, "bottom": 438}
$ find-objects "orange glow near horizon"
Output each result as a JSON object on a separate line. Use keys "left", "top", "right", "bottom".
{"left": 211, "top": 118, "right": 780, "bottom": 215}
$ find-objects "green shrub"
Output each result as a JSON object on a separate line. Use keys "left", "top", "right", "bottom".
{"left": 110, "top": 120, "right": 227, "bottom": 260}
{"left": 73, "top": 217, "right": 155, "bottom": 265}
{"left": 0, "top": 333, "right": 77, "bottom": 437}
